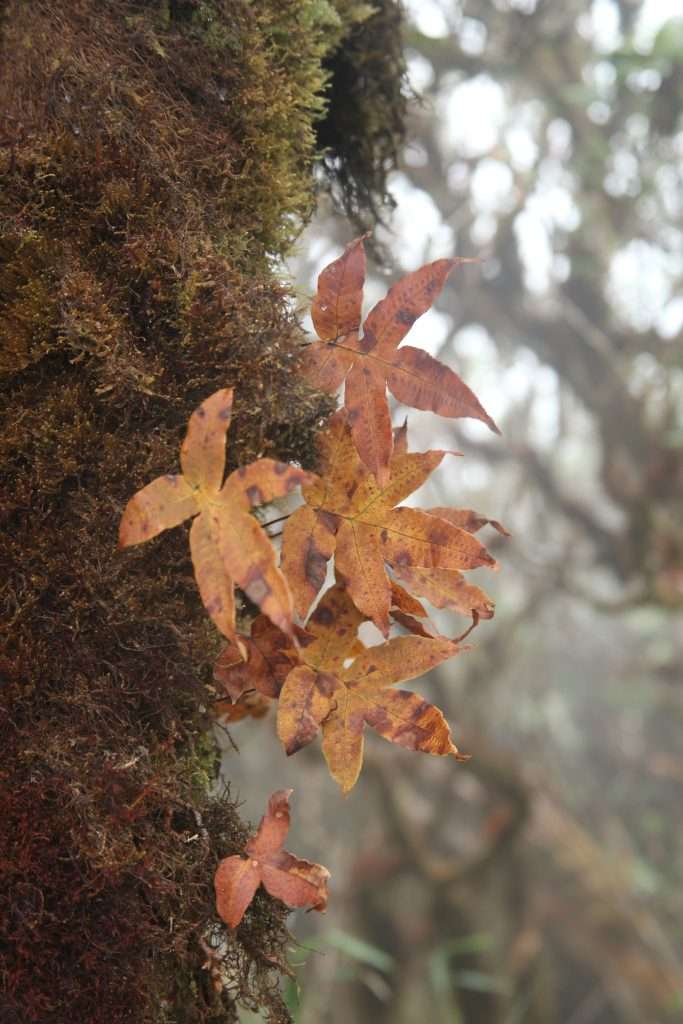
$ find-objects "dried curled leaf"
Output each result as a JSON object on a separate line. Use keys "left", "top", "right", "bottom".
{"left": 281, "top": 413, "right": 497, "bottom": 632}
{"left": 303, "top": 236, "right": 499, "bottom": 482}
{"left": 119, "top": 388, "right": 311, "bottom": 643}
{"left": 213, "top": 615, "right": 304, "bottom": 702}
{"left": 214, "top": 790, "right": 329, "bottom": 928}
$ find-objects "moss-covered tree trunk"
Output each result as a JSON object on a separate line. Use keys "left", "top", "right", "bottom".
{"left": 0, "top": 2, "right": 404, "bottom": 1021}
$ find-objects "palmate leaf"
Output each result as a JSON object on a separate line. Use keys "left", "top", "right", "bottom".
{"left": 280, "top": 586, "right": 468, "bottom": 793}
{"left": 303, "top": 236, "right": 499, "bottom": 484}
{"left": 118, "top": 388, "right": 311, "bottom": 644}
{"left": 215, "top": 585, "right": 468, "bottom": 794}
{"left": 280, "top": 413, "right": 497, "bottom": 634}
{"left": 214, "top": 790, "right": 329, "bottom": 928}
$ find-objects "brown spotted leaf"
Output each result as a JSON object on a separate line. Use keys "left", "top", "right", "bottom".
{"left": 426, "top": 507, "right": 510, "bottom": 537}
{"left": 215, "top": 690, "right": 272, "bottom": 724}
{"left": 303, "top": 238, "right": 498, "bottom": 481}
{"left": 281, "top": 505, "right": 337, "bottom": 620}
{"left": 214, "top": 790, "right": 329, "bottom": 928}
{"left": 387, "top": 506, "right": 506, "bottom": 624}
{"left": 118, "top": 474, "right": 198, "bottom": 546}
{"left": 119, "top": 388, "right": 312, "bottom": 642}
{"left": 275, "top": 584, "right": 467, "bottom": 793}
{"left": 310, "top": 235, "right": 366, "bottom": 342}
{"left": 393, "top": 565, "right": 496, "bottom": 621}
{"left": 214, "top": 616, "right": 304, "bottom": 702}
{"left": 280, "top": 414, "right": 496, "bottom": 632}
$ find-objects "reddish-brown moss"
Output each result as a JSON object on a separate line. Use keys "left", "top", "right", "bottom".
{"left": 0, "top": 0, "right": 404, "bottom": 1020}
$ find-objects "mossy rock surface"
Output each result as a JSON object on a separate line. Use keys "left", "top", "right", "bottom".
{"left": 0, "top": 1, "right": 405, "bottom": 1020}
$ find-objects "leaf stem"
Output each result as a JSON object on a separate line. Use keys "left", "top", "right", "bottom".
{"left": 261, "top": 513, "right": 291, "bottom": 529}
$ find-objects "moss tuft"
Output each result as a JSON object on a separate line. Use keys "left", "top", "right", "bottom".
{"left": 318, "top": 0, "right": 408, "bottom": 228}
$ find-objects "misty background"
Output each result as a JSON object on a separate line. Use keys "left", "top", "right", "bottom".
{"left": 224, "top": 2, "right": 683, "bottom": 1021}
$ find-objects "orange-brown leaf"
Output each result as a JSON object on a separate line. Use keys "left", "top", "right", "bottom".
{"left": 277, "top": 665, "right": 338, "bottom": 755}
{"left": 281, "top": 505, "right": 337, "bottom": 619}
{"left": 311, "top": 235, "right": 366, "bottom": 342}
{"left": 214, "top": 640, "right": 274, "bottom": 702}
{"left": 426, "top": 507, "right": 510, "bottom": 537}
{"left": 303, "top": 338, "right": 355, "bottom": 392}
{"left": 119, "top": 388, "right": 307, "bottom": 641}
{"left": 379, "top": 507, "right": 498, "bottom": 572}
{"left": 345, "top": 360, "right": 393, "bottom": 486}
{"left": 335, "top": 520, "right": 390, "bottom": 634}
{"left": 231, "top": 461, "right": 313, "bottom": 510}
{"left": 217, "top": 509, "right": 295, "bottom": 636}
{"left": 300, "top": 584, "right": 364, "bottom": 672}
{"left": 214, "top": 791, "right": 329, "bottom": 928}
{"left": 274, "top": 585, "right": 465, "bottom": 793}
{"left": 214, "top": 616, "right": 302, "bottom": 702}
{"left": 363, "top": 258, "right": 461, "bottom": 356}
{"left": 386, "top": 346, "right": 500, "bottom": 434}
{"left": 189, "top": 511, "right": 237, "bottom": 642}
{"left": 214, "top": 856, "right": 261, "bottom": 929}
{"left": 180, "top": 388, "right": 233, "bottom": 493}
{"left": 393, "top": 418, "right": 409, "bottom": 456}
{"left": 215, "top": 691, "right": 271, "bottom": 723}
{"left": 247, "top": 789, "right": 295, "bottom": 857}
{"left": 303, "top": 240, "right": 498, "bottom": 475}
{"left": 118, "top": 474, "right": 198, "bottom": 547}
{"left": 292, "top": 417, "right": 496, "bottom": 633}
{"left": 393, "top": 565, "right": 496, "bottom": 620}
{"left": 319, "top": 634, "right": 463, "bottom": 794}
{"left": 347, "top": 634, "right": 459, "bottom": 689}
{"left": 390, "top": 580, "right": 429, "bottom": 619}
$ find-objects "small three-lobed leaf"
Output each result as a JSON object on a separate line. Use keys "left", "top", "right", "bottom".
{"left": 304, "top": 236, "right": 499, "bottom": 484}
{"left": 281, "top": 412, "right": 497, "bottom": 634}
{"left": 118, "top": 388, "right": 311, "bottom": 644}
{"left": 214, "top": 789, "right": 329, "bottom": 928}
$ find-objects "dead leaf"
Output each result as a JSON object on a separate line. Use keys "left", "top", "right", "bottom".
{"left": 276, "top": 585, "right": 467, "bottom": 793}
{"left": 303, "top": 237, "right": 499, "bottom": 482}
{"left": 426, "top": 506, "right": 510, "bottom": 537}
{"left": 281, "top": 413, "right": 496, "bottom": 632}
{"left": 214, "top": 789, "right": 329, "bottom": 928}
{"left": 393, "top": 565, "right": 496, "bottom": 621}
{"left": 213, "top": 615, "right": 304, "bottom": 702}
{"left": 119, "top": 388, "right": 311, "bottom": 643}
{"left": 215, "top": 691, "right": 272, "bottom": 724}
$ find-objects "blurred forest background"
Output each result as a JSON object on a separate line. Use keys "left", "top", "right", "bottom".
{"left": 225, "top": 1, "right": 683, "bottom": 1022}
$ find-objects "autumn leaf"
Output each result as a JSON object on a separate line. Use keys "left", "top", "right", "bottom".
{"left": 213, "top": 614, "right": 304, "bottom": 702}
{"left": 274, "top": 584, "right": 467, "bottom": 793}
{"left": 214, "top": 690, "right": 272, "bottom": 725}
{"left": 118, "top": 388, "right": 311, "bottom": 643}
{"left": 281, "top": 413, "right": 497, "bottom": 632}
{"left": 389, "top": 579, "right": 441, "bottom": 638}
{"left": 303, "top": 236, "right": 499, "bottom": 483}
{"left": 214, "top": 789, "right": 329, "bottom": 928}
{"left": 389, "top": 507, "right": 507, "bottom": 623}
{"left": 392, "top": 565, "right": 496, "bottom": 622}
{"left": 389, "top": 574, "right": 484, "bottom": 644}
{"left": 426, "top": 506, "right": 510, "bottom": 538}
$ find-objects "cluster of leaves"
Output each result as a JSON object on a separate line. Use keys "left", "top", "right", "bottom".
{"left": 119, "top": 236, "right": 503, "bottom": 927}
